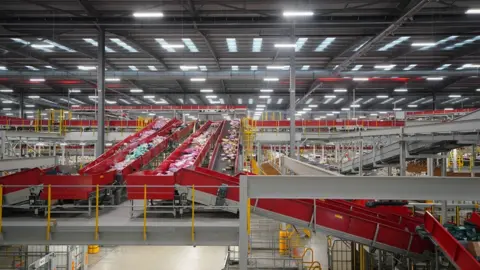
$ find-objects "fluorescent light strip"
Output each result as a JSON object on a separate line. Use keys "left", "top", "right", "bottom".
{"left": 277, "top": 98, "right": 283, "bottom": 104}
{"left": 295, "top": 38, "right": 308, "bottom": 52}
{"left": 410, "top": 98, "right": 425, "bottom": 104}
{"left": 421, "top": 98, "right": 433, "bottom": 104}
{"left": 199, "top": 66, "right": 208, "bottom": 71}
{"left": 252, "top": 38, "right": 263, "bottom": 52}
{"left": 274, "top": 44, "right": 296, "bottom": 48}
{"left": 238, "top": 98, "right": 242, "bottom": 104}
{"left": 70, "top": 98, "right": 85, "bottom": 104}
{"left": 353, "top": 98, "right": 363, "bottom": 104}
{"left": 105, "top": 78, "right": 120, "bottom": 82}
{"left": 130, "top": 89, "right": 143, "bottom": 93}
{"left": 133, "top": 12, "right": 164, "bottom": 18}
{"left": 182, "top": 38, "right": 199, "bottom": 52}
{"left": 301, "top": 65, "right": 310, "bottom": 70}
{"left": 314, "top": 37, "right": 335, "bottom": 52}
{"left": 83, "top": 38, "right": 115, "bottom": 52}
{"left": 264, "top": 78, "right": 279, "bottom": 81}
{"left": 283, "top": 11, "right": 314, "bottom": 17}
{"left": 251, "top": 66, "right": 258, "bottom": 71}
{"left": 11, "top": 38, "right": 30, "bottom": 45}
{"left": 306, "top": 98, "right": 313, "bottom": 104}
{"left": 226, "top": 38, "right": 238, "bottom": 52}
{"left": 334, "top": 89, "right": 347, "bottom": 93}
{"left": 178, "top": 98, "right": 184, "bottom": 104}
{"left": 110, "top": 38, "right": 138, "bottom": 52}
{"left": 362, "top": 98, "right": 374, "bottom": 105}
{"left": 231, "top": 66, "right": 239, "bottom": 71}
{"left": 148, "top": 66, "right": 157, "bottom": 71}
{"left": 191, "top": 78, "right": 206, "bottom": 82}
{"left": 267, "top": 65, "right": 289, "bottom": 70}
{"left": 0, "top": 66, "right": 7, "bottom": 70}
{"left": 129, "top": 66, "right": 138, "bottom": 71}
{"left": 378, "top": 36, "right": 410, "bottom": 51}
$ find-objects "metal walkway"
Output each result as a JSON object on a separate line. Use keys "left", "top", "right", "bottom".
{"left": 340, "top": 119, "right": 480, "bottom": 173}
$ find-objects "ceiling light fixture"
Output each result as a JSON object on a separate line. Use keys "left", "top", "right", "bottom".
{"left": 283, "top": 11, "right": 314, "bottom": 17}
{"left": 133, "top": 12, "right": 164, "bottom": 18}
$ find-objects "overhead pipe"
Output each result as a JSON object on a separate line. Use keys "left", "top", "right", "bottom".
{"left": 1, "top": 70, "right": 479, "bottom": 80}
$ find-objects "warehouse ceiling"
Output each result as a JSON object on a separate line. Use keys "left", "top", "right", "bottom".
{"left": 1, "top": 0, "right": 480, "bottom": 117}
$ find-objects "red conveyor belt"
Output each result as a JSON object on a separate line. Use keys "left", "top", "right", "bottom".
{"left": 79, "top": 118, "right": 175, "bottom": 174}
{"left": 126, "top": 121, "right": 223, "bottom": 200}
{"left": 39, "top": 121, "right": 194, "bottom": 200}
{"left": 424, "top": 212, "right": 480, "bottom": 269}
{"left": 130, "top": 166, "right": 433, "bottom": 256}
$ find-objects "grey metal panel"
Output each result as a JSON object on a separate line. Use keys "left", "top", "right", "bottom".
{"left": 245, "top": 175, "right": 480, "bottom": 200}
{"left": 281, "top": 156, "right": 341, "bottom": 176}
{"left": 5, "top": 131, "right": 64, "bottom": 139}
{"left": 0, "top": 156, "right": 57, "bottom": 170}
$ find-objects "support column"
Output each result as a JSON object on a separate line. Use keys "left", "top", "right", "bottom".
{"left": 288, "top": 43, "right": 296, "bottom": 158}
{"left": 335, "top": 143, "right": 338, "bottom": 163}
{"left": 472, "top": 144, "right": 476, "bottom": 177}
{"left": 19, "top": 90, "right": 24, "bottom": 118}
{"left": 321, "top": 145, "right": 325, "bottom": 163}
{"left": 399, "top": 141, "right": 406, "bottom": 176}
{"left": 313, "top": 144, "right": 316, "bottom": 157}
{"left": 239, "top": 176, "right": 248, "bottom": 270}
{"left": 427, "top": 158, "right": 434, "bottom": 176}
{"left": 53, "top": 142, "right": 56, "bottom": 157}
{"left": 359, "top": 140, "right": 363, "bottom": 176}
{"left": 441, "top": 201, "right": 447, "bottom": 225}
{"left": 442, "top": 152, "right": 447, "bottom": 176}
{"left": 296, "top": 142, "right": 300, "bottom": 160}
{"left": 61, "top": 144, "right": 66, "bottom": 165}
{"left": 81, "top": 145, "right": 85, "bottom": 158}
{"left": 0, "top": 131, "right": 5, "bottom": 159}
{"left": 95, "top": 27, "right": 106, "bottom": 157}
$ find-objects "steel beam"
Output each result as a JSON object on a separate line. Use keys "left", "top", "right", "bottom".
{"left": 244, "top": 175, "right": 480, "bottom": 200}
{"left": 281, "top": 156, "right": 341, "bottom": 176}
{"left": 4, "top": 70, "right": 480, "bottom": 80}
{"left": 95, "top": 28, "right": 105, "bottom": 157}
{"left": 0, "top": 156, "right": 57, "bottom": 171}
{"left": 334, "top": 0, "right": 430, "bottom": 73}
{"left": 289, "top": 51, "right": 296, "bottom": 158}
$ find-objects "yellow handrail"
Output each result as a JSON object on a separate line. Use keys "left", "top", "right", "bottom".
{"left": 46, "top": 185, "right": 51, "bottom": 240}
{"left": 308, "top": 261, "right": 322, "bottom": 270}
{"left": 95, "top": 185, "right": 99, "bottom": 240}
{"left": 301, "top": 247, "right": 314, "bottom": 263}
{"left": 143, "top": 184, "right": 147, "bottom": 241}
{"left": 191, "top": 185, "right": 195, "bottom": 244}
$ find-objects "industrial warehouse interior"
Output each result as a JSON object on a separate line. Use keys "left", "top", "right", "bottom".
{"left": 1, "top": 0, "right": 480, "bottom": 269}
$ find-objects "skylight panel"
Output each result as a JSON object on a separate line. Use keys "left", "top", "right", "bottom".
{"left": 351, "top": 65, "right": 362, "bottom": 71}
{"left": 436, "top": 64, "right": 451, "bottom": 70}
{"left": 393, "top": 98, "right": 406, "bottom": 104}
{"left": 334, "top": 98, "right": 344, "bottom": 104}
{"left": 403, "top": 64, "right": 417, "bottom": 70}
{"left": 44, "top": 40, "right": 76, "bottom": 52}
{"left": 155, "top": 38, "right": 175, "bottom": 52}
{"left": 277, "top": 98, "right": 283, "bottom": 104}
{"left": 110, "top": 38, "right": 138, "bottom": 52}
{"left": 295, "top": 38, "right": 308, "bottom": 52}
{"left": 251, "top": 66, "right": 258, "bottom": 71}
{"left": 83, "top": 38, "right": 115, "bottom": 52}
{"left": 252, "top": 38, "right": 263, "bottom": 52}
{"left": 363, "top": 98, "right": 374, "bottom": 104}
{"left": 11, "top": 38, "right": 30, "bottom": 45}
{"left": 232, "top": 66, "right": 239, "bottom": 71}
{"left": 314, "top": 37, "right": 335, "bottom": 52}
{"left": 418, "top": 36, "right": 458, "bottom": 51}
{"left": 443, "top": 36, "right": 480, "bottom": 50}
{"left": 380, "top": 98, "right": 394, "bottom": 104}
{"left": 226, "top": 38, "right": 238, "bottom": 52}
{"left": 129, "top": 66, "right": 138, "bottom": 71}
{"left": 301, "top": 65, "right": 310, "bottom": 70}
{"left": 377, "top": 36, "right": 410, "bottom": 51}
{"left": 182, "top": 38, "right": 199, "bottom": 52}
{"left": 25, "top": 65, "right": 39, "bottom": 71}
{"left": 148, "top": 66, "right": 157, "bottom": 71}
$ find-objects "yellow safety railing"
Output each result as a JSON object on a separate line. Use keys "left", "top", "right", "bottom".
{"left": 308, "top": 261, "right": 322, "bottom": 270}
{"left": 144, "top": 184, "right": 147, "bottom": 241}
{"left": 191, "top": 185, "right": 195, "bottom": 244}
{"left": 95, "top": 185, "right": 99, "bottom": 240}
{"left": 46, "top": 185, "right": 51, "bottom": 240}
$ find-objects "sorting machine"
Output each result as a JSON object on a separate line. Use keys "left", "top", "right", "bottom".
{"left": 126, "top": 120, "right": 225, "bottom": 217}
{"left": 0, "top": 118, "right": 194, "bottom": 215}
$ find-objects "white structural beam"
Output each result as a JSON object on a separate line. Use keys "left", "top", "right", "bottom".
{"left": 242, "top": 175, "right": 480, "bottom": 200}
{"left": 281, "top": 156, "right": 341, "bottom": 176}
{"left": 0, "top": 156, "right": 57, "bottom": 171}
